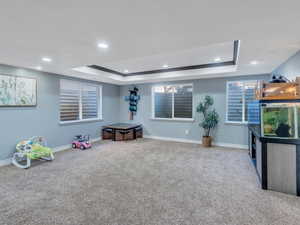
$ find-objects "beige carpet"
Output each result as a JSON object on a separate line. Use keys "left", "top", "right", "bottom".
{"left": 1, "top": 138, "right": 300, "bottom": 225}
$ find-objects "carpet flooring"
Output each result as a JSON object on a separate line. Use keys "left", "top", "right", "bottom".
{"left": 1, "top": 138, "right": 300, "bottom": 225}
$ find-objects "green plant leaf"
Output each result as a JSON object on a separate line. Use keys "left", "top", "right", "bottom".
{"left": 196, "top": 96, "right": 219, "bottom": 137}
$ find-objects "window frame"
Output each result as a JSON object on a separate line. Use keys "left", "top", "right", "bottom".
{"left": 225, "top": 80, "right": 257, "bottom": 124}
{"left": 59, "top": 79, "right": 103, "bottom": 124}
{"left": 151, "top": 83, "right": 194, "bottom": 122}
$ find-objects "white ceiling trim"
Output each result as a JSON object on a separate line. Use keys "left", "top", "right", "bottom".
{"left": 73, "top": 64, "right": 238, "bottom": 85}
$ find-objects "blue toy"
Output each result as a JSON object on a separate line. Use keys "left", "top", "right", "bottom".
{"left": 124, "top": 87, "right": 140, "bottom": 120}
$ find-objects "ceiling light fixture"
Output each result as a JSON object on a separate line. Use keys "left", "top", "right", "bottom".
{"left": 97, "top": 42, "right": 109, "bottom": 49}
{"left": 124, "top": 69, "right": 129, "bottom": 73}
{"left": 35, "top": 66, "right": 42, "bottom": 70}
{"left": 250, "top": 60, "right": 259, "bottom": 65}
{"left": 42, "top": 57, "right": 52, "bottom": 62}
{"left": 163, "top": 64, "right": 169, "bottom": 68}
{"left": 214, "top": 57, "right": 221, "bottom": 62}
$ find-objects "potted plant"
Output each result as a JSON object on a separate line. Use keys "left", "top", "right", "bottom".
{"left": 196, "top": 96, "right": 219, "bottom": 147}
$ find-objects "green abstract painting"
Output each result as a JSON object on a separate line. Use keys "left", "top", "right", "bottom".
{"left": 0, "top": 74, "right": 36, "bottom": 106}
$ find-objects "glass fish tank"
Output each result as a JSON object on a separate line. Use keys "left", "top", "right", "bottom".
{"left": 262, "top": 103, "right": 297, "bottom": 138}
{"left": 248, "top": 100, "right": 300, "bottom": 139}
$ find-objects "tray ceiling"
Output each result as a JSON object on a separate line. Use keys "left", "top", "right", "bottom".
{"left": 0, "top": 1, "right": 299, "bottom": 85}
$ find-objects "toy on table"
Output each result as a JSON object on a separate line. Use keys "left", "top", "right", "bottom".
{"left": 72, "top": 135, "right": 92, "bottom": 150}
{"left": 12, "top": 136, "right": 54, "bottom": 169}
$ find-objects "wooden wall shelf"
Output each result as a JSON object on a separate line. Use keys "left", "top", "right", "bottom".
{"left": 256, "top": 78, "right": 300, "bottom": 100}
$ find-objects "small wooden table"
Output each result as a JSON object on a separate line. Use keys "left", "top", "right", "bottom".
{"left": 103, "top": 123, "right": 142, "bottom": 141}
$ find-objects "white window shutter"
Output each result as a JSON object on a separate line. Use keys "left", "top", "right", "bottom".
{"left": 227, "top": 81, "right": 257, "bottom": 123}
{"left": 227, "top": 82, "right": 243, "bottom": 122}
{"left": 60, "top": 80, "right": 102, "bottom": 122}
{"left": 174, "top": 85, "right": 193, "bottom": 118}
{"left": 153, "top": 84, "right": 193, "bottom": 119}
{"left": 82, "top": 85, "right": 98, "bottom": 119}
{"left": 60, "top": 80, "right": 80, "bottom": 122}
{"left": 154, "top": 86, "right": 173, "bottom": 118}
{"left": 244, "top": 82, "right": 257, "bottom": 122}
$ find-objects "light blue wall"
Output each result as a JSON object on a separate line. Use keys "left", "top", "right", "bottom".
{"left": 119, "top": 74, "right": 269, "bottom": 146}
{"left": 0, "top": 61, "right": 270, "bottom": 161}
{"left": 0, "top": 64, "right": 120, "bottom": 160}
{"left": 273, "top": 50, "right": 300, "bottom": 79}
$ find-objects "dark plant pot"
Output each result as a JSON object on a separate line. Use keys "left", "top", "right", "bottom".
{"left": 202, "top": 136, "right": 212, "bottom": 147}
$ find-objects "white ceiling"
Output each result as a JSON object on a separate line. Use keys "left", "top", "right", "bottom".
{"left": 0, "top": 0, "right": 299, "bottom": 85}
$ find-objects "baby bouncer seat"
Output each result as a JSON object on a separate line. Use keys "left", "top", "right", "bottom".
{"left": 12, "top": 136, "right": 54, "bottom": 169}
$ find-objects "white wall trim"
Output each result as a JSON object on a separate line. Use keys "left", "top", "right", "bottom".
{"left": 0, "top": 137, "right": 102, "bottom": 168}
{"left": 144, "top": 135, "right": 248, "bottom": 149}
{"left": 150, "top": 118, "right": 195, "bottom": 122}
{"left": 0, "top": 158, "right": 12, "bottom": 167}
{"left": 214, "top": 142, "right": 248, "bottom": 149}
{"left": 144, "top": 135, "right": 201, "bottom": 144}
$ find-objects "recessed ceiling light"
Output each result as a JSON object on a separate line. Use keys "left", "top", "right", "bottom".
{"left": 42, "top": 57, "right": 52, "bottom": 62}
{"left": 124, "top": 69, "right": 129, "bottom": 73}
{"left": 35, "top": 66, "right": 42, "bottom": 70}
{"left": 214, "top": 57, "right": 221, "bottom": 62}
{"left": 163, "top": 64, "right": 169, "bottom": 68}
{"left": 97, "top": 42, "right": 109, "bottom": 49}
{"left": 250, "top": 60, "right": 259, "bottom": 65}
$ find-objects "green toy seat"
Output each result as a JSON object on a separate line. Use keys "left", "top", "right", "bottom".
{"left": 12, "top": 137, "right": 54, "bottom": 169}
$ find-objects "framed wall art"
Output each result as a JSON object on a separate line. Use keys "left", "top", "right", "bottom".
{"left": 0, "top": 74, "right": 37, "bottom": 107}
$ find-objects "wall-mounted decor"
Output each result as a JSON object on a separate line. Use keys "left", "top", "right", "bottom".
{"left": 0, "top": 74, "right": 37, "bottom": 106}
{"left": 124, "top": 87, "right": 140, "bottom": 120}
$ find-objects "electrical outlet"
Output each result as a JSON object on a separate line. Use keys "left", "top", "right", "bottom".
{"left": 185, "top": 129, "right": 189, "bottom": 135}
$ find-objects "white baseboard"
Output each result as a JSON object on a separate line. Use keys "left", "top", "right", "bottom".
{"left": 52, "top": 144, "right": 71, "bottom": 153}
{"left": 0, "top": 158, "right": 12, "bottom": 167}
{"left": 0, "top": 137, "right": 102, "bottom": 168}
{"left": 214, "top": 142, "right": 248, "bottom": 150}
{"left": 144, "top": 135, "right": 248, "bottom": 150}
{"left": 144, "top": 135, "right": 201, "bottom": 144}
{"left": 91, "top": 137, "right": 102, "bottom": 143}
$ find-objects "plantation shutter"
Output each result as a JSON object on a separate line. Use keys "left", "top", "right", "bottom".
{"left": 60, "top": 80, "right": 101, "bottom": 122}
{"left": 82, "top": 85, "right": 98, "bottom": 119}
{"left": 227, "top": 82, "right": 243, "bottom": 122}
{"left": 154, "top": 86, "right": 173, "bottom": 118}
{"left": 153, "top": 84, "right": 193, "bottom": 119}
{"left": 244, "top": 82, "right": 257, "bottom": 122}
{"left": 227, "top": 81, "right": 257, "bottom": 123}
{"left": 174, "top": 85, "right": 193, "bottom": 118}
{"left": 60, "top": 80, "right": 80, "bottom": 122}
